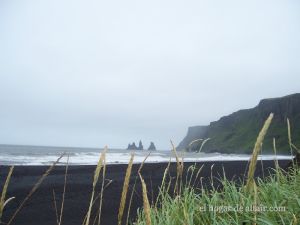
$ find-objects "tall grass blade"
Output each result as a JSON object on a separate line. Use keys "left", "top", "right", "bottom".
{"left": 59, "top": 154, "right": 69, "bottom": 225}
{"left": 126, "top": 153, "right": 150, "bottom": 225}
{"left": 97, "top": 152, "right": 106, "bottom": 225}
{"left": 52, "top": 189, "right": 59, "bottom": 225}
{"left": 118, "top": 153, "right": 134, "bottom": 225}
{"left": 246, "top": 113, "right": 273, "bottom": 191}
{"left": 192, "top": 164, "right": 204, "bottom": 188}
{"left": 2, "top": 197, "right": 15, "bottom": 210}
{"left": 187, "top": 139, "right": 203, "bottom": 151}
{"left": 84, "top": 147, "right": 107, "bottom": 225}
{"left": 287, "top": 118, "right": 292, "bottom": 154}
{"left": 7, "top": 153, "right": 65, "bottom": 225}
{"left": 273, "top": 138, "right": 279, "bottom": 174}
{"left": 139, "top": 173, "right": 151, "bottom": 225}
{"left": 197, "top": 138, "right": 210, "bottom": 153}
{"left": 0, "top": 166, "right": 14, "bottom": 222}
{"left": 287, "top": 118, "right": 298, "bottom": 167}
{"left": 155, "top": 157, "right": 171, "bottom": 207}
{"left": 286, "top": 118, "right": 293, "bottom": 159}
{"left": 171, "top": 140, "right": 183, "bottom": 195}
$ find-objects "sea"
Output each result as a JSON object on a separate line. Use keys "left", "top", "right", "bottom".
{"left": 0, "top": 144, "right": 293, "bottom": 166}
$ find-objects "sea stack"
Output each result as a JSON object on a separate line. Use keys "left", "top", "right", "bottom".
{"left": 137, "top": 140, "right": 144, "bottom": 150}
{"left": 148, "top": 142, "right": 156, "bottom": 151}
{"left": 127, "top": 142, "right": 138, "bottom": 150}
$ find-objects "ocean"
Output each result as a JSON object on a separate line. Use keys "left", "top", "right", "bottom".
{"left": 0, "top": 144, "right": 294, "bottom": 166}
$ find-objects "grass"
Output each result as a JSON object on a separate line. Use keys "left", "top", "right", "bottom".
{"left": 246, "top": 113, "right": 273, "bottom": 192}
{"left": 0, "top": 166, "right": 14, "bottom": 223}
{"left": 135, "top": 167, "right": 300, "bottom": 225}
{"left": 5, "top": 153, "right": 65, "bottom": 225}
{"left": 0, "top": 113, "right": 299, "bottom": 225}
{"left": 84, "top": 147, "right": 107, "bottom": 225}
{"left": 134, "top": 114, "right": 300, "bottom": 225}
{"left": 118, "top": 153, "right": 134, "bottom": 225}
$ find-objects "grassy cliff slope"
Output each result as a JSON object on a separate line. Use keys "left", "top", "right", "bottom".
{"left": 177, "top": 93, "right": 300, "bottom": 153}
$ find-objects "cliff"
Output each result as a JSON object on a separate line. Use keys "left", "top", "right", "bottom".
{"left": 177, "top": 126, "right": 208, "bottom": 150}
{"left": 177, "top": 93, "right": 300, "bottom": 153}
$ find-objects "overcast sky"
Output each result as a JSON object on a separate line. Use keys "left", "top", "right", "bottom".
{"left": 0, "top": 0, "right": 299, "bottom": 149}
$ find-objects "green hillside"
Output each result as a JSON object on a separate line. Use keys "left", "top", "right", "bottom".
{"left": 177, "top": 93, "right": 300, "bottom": 154}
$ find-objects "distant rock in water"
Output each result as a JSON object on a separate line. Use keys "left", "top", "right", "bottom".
{"left": 137, "top": 140, "right": 144, "bottom": 150}
{"left": 126, "top": 141, "right": 156, "bottom": 150}
{"left": 127, "top": 142, "right": 138, "bottom": 150}
{"left": 148, "top": 142, "right": 156, "bottom": 151}
{"left": 177, "top": 93, "right": 300, "bottom": 154}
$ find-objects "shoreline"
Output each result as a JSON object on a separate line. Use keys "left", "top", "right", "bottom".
{"left": 0, "top": 152, "right": 293, "bottom": 166}
{"left": 0, "top": 159, "right": 293, "bottom": 225}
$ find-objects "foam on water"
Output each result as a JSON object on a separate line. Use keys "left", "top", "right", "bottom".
{"left": 0, "top": 144, "right": 293, "bottom": 165}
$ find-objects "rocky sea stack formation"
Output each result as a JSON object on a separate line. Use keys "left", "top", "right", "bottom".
{"left": 127, "top": 141, "right": 157, "bottom": 150}
{"left": 127, "top": 140, "right": 144, "bottom": 150}
{"left": 137, "top": 140, "right": 143, "bottom": 150}
{"left": 177, "top": 93, "right": 300, "bottom": 154}
{"left": 127, "top": 142, "right": 138, "bottom": 150}
{"left": 147, "top": 142, "right": 156, "bottom": 151}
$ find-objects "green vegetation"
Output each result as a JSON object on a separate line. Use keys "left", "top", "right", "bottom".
{"left": 135, "top": 113, "right": 300, "bottom": 225}
{"left": 135, "top": 165, "right": 300, "bottom": 225}
{"left": 178, "top": 93, "right": 300, "bottom": 153}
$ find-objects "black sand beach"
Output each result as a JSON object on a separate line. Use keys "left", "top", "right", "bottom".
{"left": 0, "top": 160, "right": 292, "bottom": 225}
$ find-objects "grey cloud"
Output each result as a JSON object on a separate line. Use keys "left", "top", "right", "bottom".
{"left": 0, "top": 0, "right": 299, "bottom": 149}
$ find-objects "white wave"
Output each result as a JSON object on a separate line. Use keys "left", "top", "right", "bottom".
{"left": 0, "top": 151, "right": 294, "bottom": 166}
